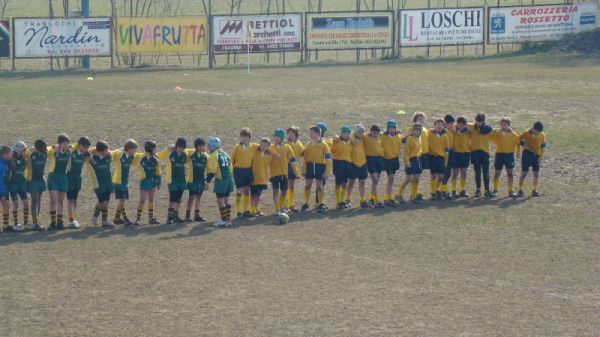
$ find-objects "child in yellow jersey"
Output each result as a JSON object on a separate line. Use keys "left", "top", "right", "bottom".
{"left": 427, "top": 119, "right": 450, "bottom": 200}
{"left": 518, "top": 121, "right": 546, "bottom": 197}
{"left": 330, "top": 125, "right": 353, "bottom": 210}
{"left": 382, "top": 120, "right": 402, "bottom": 206}
{"left": 402, "top": 123, "right": 424, "bottom": 204}
{"left": 441, "top": 115, "right": 455, "bottom": 199}
{"left": 317, "top": 122, "right": 332, "bottom": 210}
{"left": 346, "top": 124, "right": 369, "bottom": 208}
{"left": 270, "top": 129, "right": 299, "bottom": 215}
{"left": 363, "top": 124, "right": 385, "bottom": 208}
{"left": 301, "top": 125, "right": 332, "bottom": 212}
{"left": 47, "top": 133, "right": 72, "bottom": 230}
{"left": 450, "top": 117, "right": 471, "bottom": 198}
{"left": 469, "top": 113, "right": 494, "bottom": 198}
{"left": 398, "top": 112, "right": 429, "bottom": 201}
{"left": 231, "top": 128, "right": 259, "bottom": 218}
{"left": 286, "top": 127, "right": 304, "bottom": 212}
{"left": 491, "top": 118, "right": 520, "bottom": 197}
{"left": 250, "top": 138, "right": 272, "bottom": 217}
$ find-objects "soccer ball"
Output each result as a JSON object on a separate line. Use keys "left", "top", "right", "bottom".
{"left": 277, "top": 212, "right": 289, "bottom": 225}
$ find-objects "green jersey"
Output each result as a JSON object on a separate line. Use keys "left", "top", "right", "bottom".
{"left": 49, "top": 148, "right": 71, "bottom": 175}
{"left": 139, "top": 155, "right": 160, "bottom": 180}
{"left": 87, "top": 154, "right": 113, "bottom": 189}
{"left": 188, "top": 151, "right": 208, "bottom": 183}
{"left": 27, "top": 151, "right": 48, "bottom": 181}
{"left": 9, "top": 155, "right": 26, "bottom": 184}
{"left": 67, "top": 149, "right": 89, "bottom": 178}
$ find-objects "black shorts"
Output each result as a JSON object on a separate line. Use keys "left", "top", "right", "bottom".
{"left": 233, "top": 167, "right": 253, "bottom": 188}
{"left": 333, "top": 160, "right": 353, "bottom": 185}
{"left": 115, "top": 189, "right": 130, "bottom": 200}
{"left": 10, "top": 190, "right": 28, "bottom": 201}
{"left": 453, "top": 152, "right": 470, "bottom": 169}
{"left": 384, "top": 158, "right": 400, "bottom": 175}
{"left": 366, "top": 156, "right": 385, "bottom": 174}
{"left": 471, "top": 150, "right": 490, "bottom": 167}
{"left": 169, "top": 189, "right": 184, "bottom": 203}
{"left": 429, "top": 155, "right": 446, "bottom": 174}
{"left": 494, "top": 153, "right": 515, "bottom": 170}
{"left": 305, "top": 163, "right": 326, "bottom": 180}
{"left": 95, "top": 190, "right": 111, "bottom": 203}
{"left": 405, "top": 157, "right": 423, "bottom": 175}
{"left": 189, "top": 189, "right": 204, "bottom": 197}
{"left": 215, "top": 193, "right": 231, "bottom": 198}
{"left": 66, "top": 189, "right": 79, "bottom": 201}
{"left": 420, "top": 153, "right": 431, "bottom": 170}
{"left": 250, "top": 185, "right": 267, "bottom": 196}
{"left": 349, "top": 164, "right": 368, "bottom": 180}
{"left": 522, "top": 149, "right": 540, "bottom": 172}
{"left": 270, "top": 175, "right": 288, "bottom": 191}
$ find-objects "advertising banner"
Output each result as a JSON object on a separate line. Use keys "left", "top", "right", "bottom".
{"left": 306, "top": 11, "right": 394, "bottom": 50}
{"left": 488, "top": 3, "right": 598, "bottom": 43}
{"left": 399, "top": 8, "right": 484, "bottom": 46}
{"left": 0, "top": 20, "right": 9, "bottom": 57}
{"left": 13, "top": 17, "right": 111, "bottom": 58}
{"left": 212, "top": 14, "right": 302, "bottom": 53}
{"left": 117, "top": 16, "right": 208, "bottom": 53}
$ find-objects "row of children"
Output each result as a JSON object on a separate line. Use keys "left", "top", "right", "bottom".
{"left": 0, "top": 112, "right": 546, "bottom": 230}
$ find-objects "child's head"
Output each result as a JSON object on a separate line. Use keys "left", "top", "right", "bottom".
{"left": 386, "top": 119, "right": 397, "bottom": 134}
{"left": 95, "top": 141, "right": 109, "bottom": 156}
{"left": 259, "top": 137, "right": 270, "bottom": 151}
{"left": 193, "top": 138, "right": 206, "bottom": 152}
{"left": 124, "top": 139, "right": 138, "bottom": 154}
{"left": 475, "top": 113, "right": 486, "bottom": 127}
{"left": 340, "top": 125, "right": 351, "bottom": 141}
{"left": 318, "top": 122, "right": 328, "bottom": 137}
{"left": 12, "top": 141, "right": 26, "bottom": 156}
{"left": 456, "top": 116, "right": 467, "bottom": 130}
{"left": 500, "top": 118, "right": 511, "bottom": 131}
{"left": 287, "top": 126, "right": 299, "bottom": 141}
{"left": 239, "top": 128, "right": 252, "bottom": 143}
{"left": 413, "top": 112, "right": 426, "bottom": 124}
{"left": 57, "top": 133, "right": 71, "bottom": 151}
{"left": 434, "top": 118, "right": 445, "bottom": 131}
{"left": 144, "top": 140, "right": 157, "bottom": 155}
{"left": 0, "top": 145, "right": 13, "bottom": 160}
{"left": 175, "top": 137, "right": 187, "bottom": 153}
{"left": 444, "top": 114, "right": 455, "bottom": 128}
{"left": 207, "top": 137, "right": 221, "bottom": 152}
{"left": 34, "top": 139, "right": 47, "bottom": 153}
{"left": 354, "top": 124, "right": 365, "bottom": 138}
{"left": 273, "top": 128, "right": 285, "bottom": 144}
{"left": 308, "top": 125, "right": 321, "bottom": 142}
{"left": 532, "top": 121, "right": 544, "bottom": 135}
{"left": 370, "top": 124, "right": 381, "bottom": 137}
{"left": 411, "top": 123, "right": 422, "bottom": 137}
{"left": 77, "top": 137, "right": 91, "bottom": 152}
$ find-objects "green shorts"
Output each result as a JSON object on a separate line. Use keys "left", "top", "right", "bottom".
{"left": 188, "top": 181, "right": 205, "bottom": 194}
{"left": 47, "top": 173, "right": 69, "bottom": 192}
{"left": 140, "top": 177, "right": 160, "bottom": 191}
{"left": 95, "top": 184, "right": 113, "bottom": 195}
{"left": 9, "top": 181, "right": 28, "bottom": 194}
{"left": 67, "top": 175, "right": 82, "bottom": 192}
{"left": 168, "top": 181, "right": 187, "bottom": 192}
{"left": 29, "top": 178, "right": 47, "bottom": 193}
{"left": 213, "top": 177, "right": 234, "bottom": 197}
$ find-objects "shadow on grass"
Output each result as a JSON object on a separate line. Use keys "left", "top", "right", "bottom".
{"left": 0, "top": 195, "right": 532, "bottom": 246}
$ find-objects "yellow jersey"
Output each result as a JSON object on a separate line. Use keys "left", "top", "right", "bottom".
{"left": 330, "top": 137, "right": 353, "bottom": 163}
{"left": 362, "top": 133, "right": 384, "bottom": 157}
{"left": 251, "top": 150, "right": 272, "bottom": 185}
{"left": 468, "top": 123, "right": 491, "bottom": 154}
{"left": 269, "top": 143, "right": 299, "bottom": 178}
{"left": 520, "top": 130, "right": 546, "bottom": 158}
{"left": 231, "top": 143, "right": 259, "bottom": 169}
{"left": 350, "top": 134, "right": 367, "bottom": 167}
{"left": 451, "top": 128, "right": 471, "bottom": 153}
{"left": 406, "top": 126, "right": 429, "bottom": 154}
{"left": 381, "top": 132, "right": 402, "bottom": 159}
{"left": 491, "top": 130, "right": 520, "bottom": 154}
{"left": 302, "top": 141, "right": 332, "bottom": 175}
{"left": 427, "top": 129, "right": 450, "bottom": 158}
{"left": 403, "top": 134, "right": 422, "bottom": 166}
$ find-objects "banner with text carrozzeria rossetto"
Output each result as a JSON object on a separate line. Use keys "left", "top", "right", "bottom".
{"left": 488, "top": 3, "right": 598, "bottom": 43}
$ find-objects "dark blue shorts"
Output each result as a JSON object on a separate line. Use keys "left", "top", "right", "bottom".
{"left": 420, "top": 153, "right": 431, "bottom": 170}
{"left": 333, "top": 160, "right": 353, "bottom": 185}
{"left": 233, "top": 167, "right": 253, "bottom": 188}
{"left": 384, "top": 158, "right": 400, "bottom": 175}
{"left": 366, "top": 156, "right": 385, "bottom": 174}
{"left": 287, "top": 164, "right": 298, "bottom": 180}
{"left": 405, "top": 157, "right": 423, "bottom": 175}
{"left": 453, "top": 152, "right": 470, "bottom": 169}
{"left": 250, "top": 184, "right": 267, "bottom": 196}
{"left": 429, "top": 155, "right": 446, "bottom": 174}
{"left": 521, "top": 149, "right": 540, "bottom": 172}
{"left": 349, "top": 164, "right": 368, "bottom": 180}
{"left": 270, "top": 175, "right": 288, "bottom": 191}
{"left": 115, "top": 189, "right": 129, "bottom": 200}
{"left": 305, "top": 163, "right": 326, "bottom": 180}
{"left": 471, "top": 150, "right": 490, "bottom": 167}
{"left": 494, "top": 153, "right": 515, "bottom": 170}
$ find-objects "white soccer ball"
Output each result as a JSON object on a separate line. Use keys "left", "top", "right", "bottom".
{"left": 277, "top": 212, "right": 289, "bottom": 225}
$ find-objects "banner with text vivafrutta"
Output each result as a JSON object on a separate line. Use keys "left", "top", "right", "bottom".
{"left": 306, "top": 12, "right": 394, "bottom": 50}
{"left": 117, "top": 16, "right": 208, "bottom": 53}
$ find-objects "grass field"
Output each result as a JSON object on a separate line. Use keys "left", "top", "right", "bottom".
{"left": 1, "top": 53, "right": 600, "bottom": 336}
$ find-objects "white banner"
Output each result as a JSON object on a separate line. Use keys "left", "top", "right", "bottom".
{"left": 212, "top": 14, "right": 302, "bottom": 53}
{"left": 399, "top": 8, "right": 484, "bottom": 46}
{"left": 13, "top": 17, "right": 111, "bottom": 58}
{"left": 489, "top": 4, "right": 598, "bottom": 43}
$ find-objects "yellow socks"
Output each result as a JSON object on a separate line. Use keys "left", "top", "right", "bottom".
{"left": 411, "top": 181, "right": 419, "bottom": 199}
{"left": 242, "top": 194, "right": 250, "bottom": 213}
{"left": 317, "top": 189, "right": 324, "bottom": 205}
{"left": 396, "top": 184, "right": 406, "bottom": 198}
{"left": 430, "top": 180, "right": 436, "bottom": 194}
{"left": 493, "top": 177, "right": 500, "bottom": 191}
{"left": 304, "top": 188, "right": 311, "bottom": 205}
{"left": 278, "top": 195, "right": 286, "bottom": 209}
{"left": 459, "top": 178, "right": 466, "bottom": 192}
{"left": 451, "top": 178, "right": 457, "bottom": 192}
{"left": 235, "top": 193, "right": 242, "bottom": 213}
{"left": 287, "top": 189, "right": 294, "bottom": 207}
{"left": 384, "top": 194, "right": 391, "bottom": 202}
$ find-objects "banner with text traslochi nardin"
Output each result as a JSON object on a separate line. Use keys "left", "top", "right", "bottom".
{"left": 399, "top": 8, "right": 484, "bottom": 46}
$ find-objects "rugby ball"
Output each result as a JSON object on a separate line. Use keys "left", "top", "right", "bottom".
{"left": 277, "top": 212, "right": 290, "bottom": 225}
